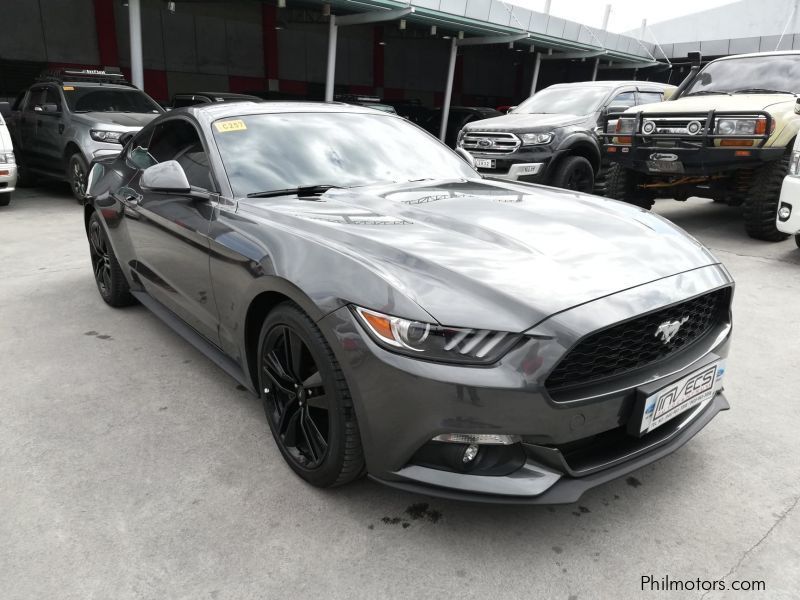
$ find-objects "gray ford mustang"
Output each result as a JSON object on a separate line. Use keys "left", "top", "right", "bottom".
{"left": 84, "top": 102, "right": 733, "bottom": 503}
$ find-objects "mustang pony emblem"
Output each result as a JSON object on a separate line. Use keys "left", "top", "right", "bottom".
{"left": 655, "top": 316, "right": 689, "bottom": 344}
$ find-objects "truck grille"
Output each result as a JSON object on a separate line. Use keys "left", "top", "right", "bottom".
{"left": 546, "top": 288, "right": 731, "bottom": 393}
{"left": 461, "top": 131, "right": 520, "bottom": 154}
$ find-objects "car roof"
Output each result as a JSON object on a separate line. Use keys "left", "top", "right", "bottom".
{"left": 185, "top": 101, "right": 391, "bottom": 121}
{"left": 712, "top": 50, "right": 800, "bottom": 62}
{"left": 545, "top": 80, "right": 673, "bottom": 90}
{"left": 175, "top": 92, "right": 259, "bottom": 99}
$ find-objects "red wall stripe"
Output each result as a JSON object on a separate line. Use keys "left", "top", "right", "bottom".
{"left": 279, "top": 79, "right": 308, "bottom": 95}
{"left": 262, "top": 5, "right": 279, "bottom": 80}
{"left": 93, "top": 0, "right": 119, "bottom": 67}
{"left": 229, "top": 75, "right": 267, "bottom": 94}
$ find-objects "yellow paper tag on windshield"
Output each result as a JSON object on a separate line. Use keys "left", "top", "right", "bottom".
{"left": 63, "top": 86, "right": 75, "bottom": 91}
{"left": 214, "top": 119, "right": 247, "bottom": 132}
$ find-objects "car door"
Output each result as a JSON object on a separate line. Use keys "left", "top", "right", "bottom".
{"left": 19, "top": 87, "right": 46, "bottom": 168}
{"left": 35, "top": 85, "right": 65, "bottom": 170}
{"left": 121, "top": 117, "right": 220, "bottom": 343}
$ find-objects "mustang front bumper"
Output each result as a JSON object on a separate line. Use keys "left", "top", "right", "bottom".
{"left": 320, "top": 264, "right": 733, "bottom": 503}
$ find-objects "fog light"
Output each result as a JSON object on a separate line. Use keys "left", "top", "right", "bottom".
{"left": 779, "top": 204, "right": 792, "bottom": 221}
{"left": 432, "top": 433, "right": 521, "bottom": 445}
{"left": 462, "top": 444, "right": 479, "bottom": 463}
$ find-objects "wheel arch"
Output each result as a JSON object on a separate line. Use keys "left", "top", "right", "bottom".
{"left": 550, "top": 137, "right": 602, "bottom": 178}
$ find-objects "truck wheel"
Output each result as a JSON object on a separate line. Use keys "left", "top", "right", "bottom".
{"left": 0, "top": 193, "right": 10, "bottom": 207}
{"left": 550, "top": 155, "right": 594, "bottom": 193}
{"left": 796, "top": 234, "right": 800, "bottom": 249}
{"left": 606, "top": 163, "right": 654, "bottom": 209}
{"left": 743, "top": 154, "right": 792, "bottom": 242}
{"left": 68, "top": 152, "right": 89, "bottom": 204}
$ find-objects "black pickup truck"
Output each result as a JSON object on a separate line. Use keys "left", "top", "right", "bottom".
{"left": 457, "top": 81, "right": 674, "bottom": 193}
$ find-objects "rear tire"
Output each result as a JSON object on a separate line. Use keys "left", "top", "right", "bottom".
{"left": 87, "top": 211, "right": 135, "bottom": 307}
{"left": 68, "top": 152, "right": 89, "bottom": 204}
{"left": 550, "top": 155, "right": 595, "bottom": 193}
{"left": 606, "top": 162, "right": 654, "bottom": 209}
{"left": 0, "top": 193, "right": 10, "bottom": 207}
{"left": 742, "top": 154, "right": 792, "bottom": 241}
{"left": 257, "top": 302, "right": 365, "bottom": 488}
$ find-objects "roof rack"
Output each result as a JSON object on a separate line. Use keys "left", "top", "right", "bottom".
{"left": 335, "top": 94, "right": 383, "bottom": 103}
{"left": 35, "top": 67, "right": 134, "bottom": 87}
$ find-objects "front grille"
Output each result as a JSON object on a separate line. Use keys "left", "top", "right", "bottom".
{"left": 546, "top": 288, "right": 731, "bottom": 392}
{"left": 461, "top": 131, "right": 520, "bottom": 154}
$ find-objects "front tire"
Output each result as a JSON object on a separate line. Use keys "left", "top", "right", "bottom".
{"left": 550, "top": 155, "right": 595, "bottom": 193}
{"left": 68, "top": 152, "right": 89, "bottom": 204}
{"left": 606, "top": 162, "right": 655, "bottom": 209}
{"left": 257, "top": 303, "right": 364, "bottom": 488}
{"left": 87, "top": 212, "right": 135, "bottom": 307}
{"left": 0, "top": 192, "right": 10, "bottom": 207}
{"left": 742, "top": 154, "right": 792, "bottom": 241}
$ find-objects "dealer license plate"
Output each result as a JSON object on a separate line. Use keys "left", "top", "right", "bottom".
{"left": 475, "top": 158, "right": 495, "bottom": 169}
{"left": 647, "top": 160, "right": 684, "bottom": 174}
{"left": 638, "top": 361, "right": 725, "bottom": 435}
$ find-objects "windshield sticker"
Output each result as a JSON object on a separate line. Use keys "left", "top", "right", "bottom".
{"left": 63, "top": 86, "right": 75, "bottom": 91}
{"left": 214, "top": 119, "right": 247, "bottom": 132}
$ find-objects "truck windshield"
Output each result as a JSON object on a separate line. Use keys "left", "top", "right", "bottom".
{"left": 211, "top": 111, "right": 476, "bottom": 197}
{"left": 64, "top": 87, "right": 163, "bottom": 114}
{"left": 684, "top": 54, "right": 800, "bottom": 95}
{"left": 512, "top": 87, "right": 608, "bottom": 115}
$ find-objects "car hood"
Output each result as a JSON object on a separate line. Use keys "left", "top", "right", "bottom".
{"left": 239, "top": 180, "right": 719, "bottom": 332}
{"left": 464, "top": 113, "right": 588, "bottom": 131}
{"left": 76, "top": 112, "right": 160, "bottom": 129}
{"left": 634, "top": 95, "right": 796, "bottom": 114}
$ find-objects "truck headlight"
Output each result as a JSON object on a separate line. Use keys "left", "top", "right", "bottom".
{"left": 615, "top": 118, "right": 636, "bottom": 134}
{"left": 0, "top": 152, "right": 14, "bottom": 164}
{"left": 715, "top": 117, "right": 770, "bottom": 136}
{"left": 352, "top": 306, "right": 519, "bottom": 364}
{"left": 790, "top": 151, "right": 800, "bottom": 176}
{"left": 90, "top": 130, "right": 124, "bottom": 143}
{"left": 520, "top": 132, "right": 554, "bottom": 145}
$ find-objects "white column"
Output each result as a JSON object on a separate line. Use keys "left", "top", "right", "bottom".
{"left": 530, "top": 52, "right": 542, "bottom": 96}
{"left": 439, "top": 37, "right": 458, "bottom": 142}
{"left": 325, "top": 15, "right": 338, "bottom": 102}
{"left": 129, "top": 0, "right": 144, "bottom": 89}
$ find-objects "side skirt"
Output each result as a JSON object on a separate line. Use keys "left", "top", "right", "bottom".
{"left": 131, "top": 290, "right": 256, "bottom": 395}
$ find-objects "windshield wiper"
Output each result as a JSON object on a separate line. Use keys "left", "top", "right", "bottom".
{"left": 733, "top": 88, "right": 796, "bottom": 95}
{"left": 246, "top": 184, "right": 341, "bottom": 198}
{"left": 683, "top": 90, "right": 732, "bottom": 97}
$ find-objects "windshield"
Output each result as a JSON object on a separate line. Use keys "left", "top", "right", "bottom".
{"left": 684, "top": 55, "right": 800, "bottom": 95}
{"left": 512, "top": 87, "right": 609, "bottom": 115}
{"left": 211, "top": 112, "right": 476, "bottom": 197}
{"left": 64, "top": 87, "right": 163, "bottom": 114}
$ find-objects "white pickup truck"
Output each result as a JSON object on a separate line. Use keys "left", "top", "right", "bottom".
{"left": 0, "top": 101, "right": 16, "bottom": 207}
{"left": 777, "top": 136, "right": 800, "bottom": 248}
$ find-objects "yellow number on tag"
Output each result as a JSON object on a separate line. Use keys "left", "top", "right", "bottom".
{"left": 63, "top": 86, "right": 75, "bottom": 91}
{"left": 214, "top": 119, "right": 247, "bottom": 132}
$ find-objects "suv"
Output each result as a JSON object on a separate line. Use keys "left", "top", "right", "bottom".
{"left": 604, "top": 51, "right": 800, "bottom": 241}
{"left": 8, "top": 69, "right": 163, "bottom": 201}
{"left": 458, "top": 81, "right": 674, "bottom": 192}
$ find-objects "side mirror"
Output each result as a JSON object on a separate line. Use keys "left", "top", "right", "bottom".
{"left": 119, "top": 131, "right": 135, "bottom": 147}
{"left": 42, "top": 103, "right": 60, "bottom": 114}
{"left": 605, "top": 105, "right": 629, "bottom": 116}
{"left": 140, "top": 160, "right": 191, "bottom": 194}
{"left": 456, "top": 147, "right": 476, "bottom": 169}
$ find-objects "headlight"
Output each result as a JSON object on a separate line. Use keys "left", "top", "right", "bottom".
{"left": 456, "top": 129, "right": 466, "bottom": 147}
{"left": 790, "top": 151, "right": 800, "bottom": 176}
{"left": 0, "top": 152, "right": 14, "bottom": 164}
{"left": 615, "top": 118, "right": 636, "bottom": 134}
{"left": 715, "top": 117, "right": 769, "bottom": 136}
{"left": 90, "top": 130, "right": 124, "bottom": 143}
{"left": 352, "top": 306, "right": 519, "bottom": 364}
{"left": 520, "top": 132, "right": 554, "bottom": 145}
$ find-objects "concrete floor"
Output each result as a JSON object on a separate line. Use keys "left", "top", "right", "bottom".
{"left": 1, "top": 185, "right": 799, "bottom": 600}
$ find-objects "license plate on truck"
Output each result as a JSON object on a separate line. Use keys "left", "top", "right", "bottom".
{"left": 636, "top": 360, "right": 725, "bottom": 435}
{"left": 475, "top": 158, "right": 495, "bottom": 169}
{"left": 647, "top": 160, "right": 684, "bottom": 173}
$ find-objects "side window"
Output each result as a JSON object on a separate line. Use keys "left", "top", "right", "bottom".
{"left": 25, "top": 88, "right": 46, "bottom": 111}
{"left": 638, "top": 91, "right": 664, "bottom": 106}
{"left": 147, "top": 120, "right": 213, "bottom": 191}
{"left": 609, "top": 91, "right": 636, "bottom": 108}
{"left": 44, "top": 87, "right": 61, "bottom": 111}
{"left": 128, "top": 127, "right": 156, "bottom": 170}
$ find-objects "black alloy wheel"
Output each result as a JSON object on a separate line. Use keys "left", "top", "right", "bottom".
{"left": 87, "top": 212, "right": 135, "bottom": 307}
{"left": 262, "top": 324, "right": 331, "bottom": 468}
{"left": 257, "top": 303, "right": 364, "bottom": 487}
{"left": 551, "top": 155, "right": 595, "bottom": 194}
{"left": 69, "top": 153, "right": 89, "bottom": 203}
